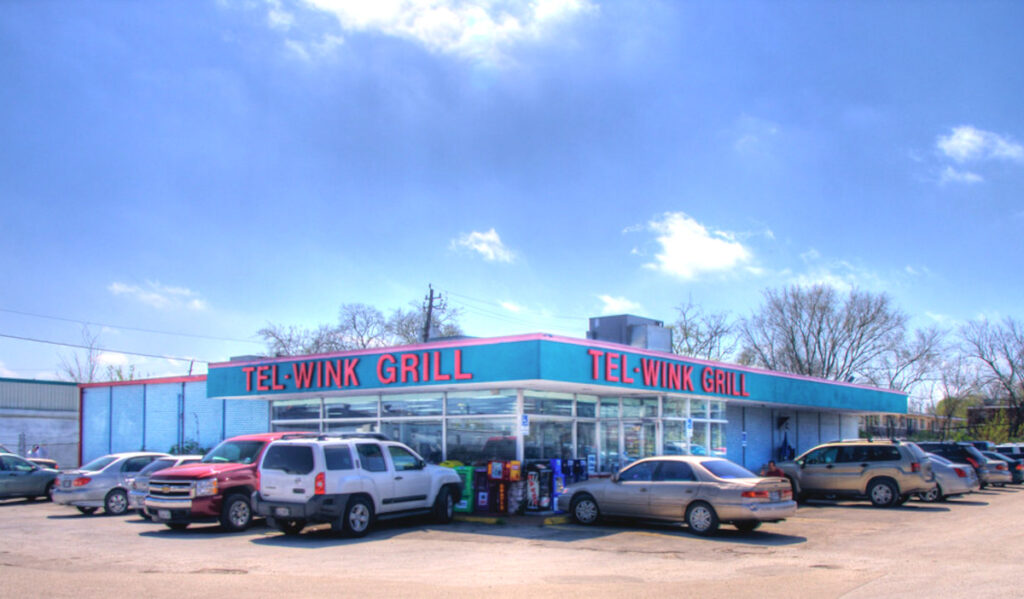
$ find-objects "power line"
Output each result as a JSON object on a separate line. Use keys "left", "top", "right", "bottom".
{"left": 0, "top": 332, "right": 209, "bottom": 363}
{"left": 0, "top": 307, "right": 263, "bottom": 345}
{"left": 444, "top": 291, "right": 587, "bottom": 321}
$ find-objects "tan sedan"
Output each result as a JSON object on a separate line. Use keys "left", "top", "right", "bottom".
{"left": 556, "top": 456, "right": 796, "bottom": 535}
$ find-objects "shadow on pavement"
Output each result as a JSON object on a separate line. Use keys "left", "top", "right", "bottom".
{"left": 798, "top": 500, "right": 951, "bottom": 513}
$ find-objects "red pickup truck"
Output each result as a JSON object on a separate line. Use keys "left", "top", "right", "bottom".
{"left": 145, "top": 432, "right": 309, "bottom": 531}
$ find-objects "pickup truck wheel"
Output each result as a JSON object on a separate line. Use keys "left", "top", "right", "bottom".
{"left": 219, "top": 494, "right": 253, "bottom": 532}
{"left": 339, "top": 496, "right": 373, "bottom": 538}
{"left": 104, "top": 489, "right": 129, "bottom": 515}
{"left": 76, "top": 506, "right": 98, "bottom": 516}
{"left": 433, "top": 486, "right": 455, "bottom": 524}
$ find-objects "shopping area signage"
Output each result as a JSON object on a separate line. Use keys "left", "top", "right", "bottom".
{"left": 206, "top": 334, "right": 905, "bottom": 413}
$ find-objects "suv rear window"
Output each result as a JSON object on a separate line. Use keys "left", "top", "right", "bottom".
{"left": 866, "top": 446, "right": 901, "bottom": 462}
{"left": 324, "top": 446, "right": 353, "bottom": 470}
{"left": 262, "top": 445, "right": 315, "bottom": 475}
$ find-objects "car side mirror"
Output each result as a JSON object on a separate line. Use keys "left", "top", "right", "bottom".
{"left": 611, "top": 473, "right": 620, "bottom": 483}
{"left": 417, "top": 460, "right": 426, "bottom": 470}
{"left": 797, "top": 460, "right": 805, "bottom": 469}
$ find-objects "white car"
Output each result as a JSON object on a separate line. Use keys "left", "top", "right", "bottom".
{"left": 251, "top": 435, "right": 462, "bottom": 537}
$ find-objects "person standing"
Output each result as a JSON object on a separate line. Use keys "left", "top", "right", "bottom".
{"left": 760, "top": 460, "right": 785, "bottom": 478}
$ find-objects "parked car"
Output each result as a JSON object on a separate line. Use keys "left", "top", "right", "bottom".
{"left": 127, "top": 455, "right": 204, "bottom": 517}
{"left": 916, "top": 442, "right": 999, "bottom": 488}
{"left": 0, "top": 444, "right": 58, "bottom": 470}
{"left": 53, "top": 452, "right": 170, "bottom": 515}
{"left": 0, "top": 453, "right": 58, "bottom": 501}
{"left": 994, "top": 443, "right": 1024, "bottom": 458}
{"left": 556, "top": 455, "right": 796, "bottom": 535}
{"left": 145, "top": 432, "right": 314, "bottom": 531}
{"left": 252, "top": 435, "right": 462, "bottom": 537}
{"left": 917, "top": 454, "right": 979, "bottom": 502}
{"left": 778, "top": 440, "right": 934, "bottom": 507}
{"left": 981, "top": 451, "right": 1023, "bottom": 485}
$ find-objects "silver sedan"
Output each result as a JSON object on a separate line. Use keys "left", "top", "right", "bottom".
{"left": 917, "top": 453, "right": 980, "bottom": 502}
{"left": 53, "top": 452, "right": 169, "bottom": 515}
{"left": 556, "top": 455, "right": 797, "bottom": 535}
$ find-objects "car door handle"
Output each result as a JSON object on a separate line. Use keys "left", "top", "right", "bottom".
{"left": 860, "top": 463, "right": 869, "bottom": 468}
{"left": 639, "top": 487, "right": 647, "bottom": 492}
{"left": 394, "top": 476, "right": 403, "bottom": 480}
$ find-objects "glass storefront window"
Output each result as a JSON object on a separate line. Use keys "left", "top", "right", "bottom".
{"left": 691, "top": 399, "right": 708, "bottom": 419}
{"left": 663, "top": 420, "right": 686, "bottom": 454}
{"left": 381, "top": 421, "right": 443, "bottom": 464}
{"left": 710, "top": 422, "right": 726, "bottom": 457}
{"left": 272, "top": 421, "right": 320, "bottom": 432}
{"left": 325, "top": 395, "right": 378, "bottom": 419}
{"left": 663, "top": 397, "right": 686, "bottom": 418}
{"left": 577, "top": 395, "right": 597, "bottom": 418}
{"left": 446, "top": 390, "right": 517, "bottom": 416}
{"left": 709, "top": 400, "right": 725, "bottom": 420}
{"left": 381, "top": 393, "right": 443, "bottom": 417}
{"left": 600, "top": 421, "right": 620, "bottom": 473}
{"left": 599, "top": 397, "right": 620, "bottom": 418}
{"left": 622, "top": 398, "right": 641, "bottom": 418}
{"left": 622, "top": 422, "right": 656, "bottom": 465}
{"left": 576, "top": 422, "right": 596, "bottom": 472}
{"left": 324, "top": 421, "right": 378, "bottom": 434}
{"left": 523, "top": 391, "right": 573, "bottom": 416}
{"left": 525, "top": 420, "right": 573, "bottom": 461}
{"left": 691, "top": 421, "right": 709, "bottom": 456}
{"left": 446, "top": 418, "right": 515, "bottom": 465}
{"left": 272, "top": 398, "right": 320, "bottom": 421}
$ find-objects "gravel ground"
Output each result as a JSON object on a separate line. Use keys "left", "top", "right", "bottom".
{"left": 1, "top": 486, "right": 1022, "bottom": 598}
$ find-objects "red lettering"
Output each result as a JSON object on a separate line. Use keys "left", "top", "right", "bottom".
{"left": 587, "top": 349, "right": 604, "bottom": 380}
{"left": 714, "top": 369, "right": 726, "bottom": 394}
{"left": 454, "top": 349, "right": 473, "bottom": 380}
{"left": 701, "top": 367, "right": 714, "bottom": 393}
{"left": 421, "top": 352, "right": 430, "bottom": 381}
{"left": 640, "top": 359, "right": 661, "bottom": 386}
{"left": 400, "top": 354, "right": 419, "bottom": 383}
{"left": 667, "top": 363, "right": 682, "bottom": 390}
{"left": 256, "top": 366, "right": 271, "bottom": 391}
{"left": 681, "top": 365, "right": 694, "bottom": 391}
{"left": 242, "top": 366, "right": 255, "bottom": 392}
{"left": 605, "top": 352, "right": 620, "bottom": 382}
{"left": 739, "top": 373, "right": 750, "bottom": 397}
{"left": 343, "top": 359, "right": 359, "bottom": 386}
{"left": 432, "top": 351, "right": 451, "bottom": 381}
{"left": 377, "top": 354, "right": 397, "bottom": 384}
{"left": 325, "top": 360, "right": 342, "bottom": 387}
{"left": 293, "top": 362, "right": 316, "bottom": 389}
{"left": 316, "top": 361, "right": 322, "bottom": 388}
{"left": 621, "top": 354, "right": 635, "bottom": 384}
{"left": 271, "top": 364, "right": 285, "bottom": 390}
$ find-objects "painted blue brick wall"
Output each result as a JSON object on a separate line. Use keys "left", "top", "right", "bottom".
{"left": 82, "top": 387, "right": 110, "bottom": 463}
{"left": 224, "top": 400, "right": 269, "bottom": 437}
{"left": 182, "top": 381, "right": 223, "bottom": 450}
{"left": 796, "top": 410, "right": 820, "bottom": 455}
{"left": 145, "top": 383, "right": 181, "bottom": 453}
{"left": 820, "top": 411, "right": 841, "bottom": 443}
{"left": 110, "top": 385, "right": 145, "bottom": 453}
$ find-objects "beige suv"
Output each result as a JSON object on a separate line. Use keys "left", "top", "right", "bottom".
{"left": 778, "top": 440, "right": 934, "bottom": 507}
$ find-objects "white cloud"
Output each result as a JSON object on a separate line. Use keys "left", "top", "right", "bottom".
{"left": 500, "top": 301, "right": 524, "bottom": 313}
{"left": 937, "top": 125, "right": 1024, "bottom": 163}
{"left": 597, "top": 295, "right": 641, "bottom": 315}
{"left": 938, "top": 165, "right": 983, "bottom": 185}
{"left": 791, "top": 251, "right": 883, "bottom": 292}
{"left": 642, "top": 212, "right": 752, "bottom": 280}
{"left": 451, "top": 228, "right": 515, "bottom": 262}
{"left": 97, "top": 352, "right": 129, "bottom": 367}
{"left": 282, "top": 0, "right": 595, "bottom": 64}
{"left": 0, "top": 360, "right": 16, "bottom": 377}
{"left": 108, "top": 281, "right": 208, "bottom": 311}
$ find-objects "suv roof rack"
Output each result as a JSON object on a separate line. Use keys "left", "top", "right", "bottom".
{"left": 315, "top": 432, "right": 391, "bottom": 441}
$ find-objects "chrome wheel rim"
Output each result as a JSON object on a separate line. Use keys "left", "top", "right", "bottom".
{"left": 872, "top": 484, "right": 893, "bottom": 505}
{"left": 349, "top": 503, "right": 370, "bottom": 532}
{"left": 689, "top": 506, "right": 712, "bottom": 531}
{"left": 229, "top": 500, "right": 250, "bottom": 527}
{"left": 923, "top": 487, "right": 939, "bottom": 502}
{"left": 108, "top": 492, "right": 127, "bottom": 514}
{"left": 575, "top": 499, "right": 597, "bottom": 523}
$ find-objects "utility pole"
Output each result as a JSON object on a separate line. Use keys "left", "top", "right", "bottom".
{"left": 422, "top": 284, "right": 439, "bottom": 343}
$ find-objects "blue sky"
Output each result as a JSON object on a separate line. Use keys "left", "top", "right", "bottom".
{"left": 1, "top": 1, "right": 1022, "bottom": 380}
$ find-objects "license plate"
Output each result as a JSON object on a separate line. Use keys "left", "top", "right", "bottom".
{"left": 274, "top": 507, "right": 290, "bottom": 518}
{"left": 158, "top": 509, "right": 171, "bottom": 520}
{"left": 62, "top": 480, "right": 70, "bottom": 488}
{"left": 770, "top": 491, "right": 780, "bottom": 501}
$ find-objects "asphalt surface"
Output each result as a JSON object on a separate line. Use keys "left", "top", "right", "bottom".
{"left": 1, "top": 486, "right": 1022, "bottom": 598}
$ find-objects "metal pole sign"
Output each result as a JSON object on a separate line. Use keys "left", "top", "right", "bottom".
{"left": 685, "top": 418, "right": 693, "bottom": 439}
{"left": 520, "top": 414, "right": 530, "bottom": 435}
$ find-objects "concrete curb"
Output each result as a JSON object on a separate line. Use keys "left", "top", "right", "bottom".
{"left": 453, "top": 513, "right": 571, "bottom": 526}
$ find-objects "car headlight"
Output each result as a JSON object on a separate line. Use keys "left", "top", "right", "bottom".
{"left": 195, "top": 478, "right": 218, "bottom": 497}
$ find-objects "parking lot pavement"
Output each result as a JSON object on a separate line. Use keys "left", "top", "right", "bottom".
{"left": 2, "top": 486, "right": 1023, "bottom": 598}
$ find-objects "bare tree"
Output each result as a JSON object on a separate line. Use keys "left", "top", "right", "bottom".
{"left": 738, "top": 285, "right": 906, "bottom": 382}
{"left": 387, "top": 301, "right": 463, "bottom": 345}
{"left": 57, "top": 326, "right": 102, "bottom": 383}
{"left": 257, "top": 323, "right": 346, "bottom": 356}
{"left": 930, "top": 355, "right": 980, "bottom": 439}
{"left": 670, "top": 298, "right": 737, "bottom": 361}
{"left": 960, "top": 317, "right": 1024, "bottom": 437}
{"left": 863, "top": 327, "right": 946, "bottom": 393}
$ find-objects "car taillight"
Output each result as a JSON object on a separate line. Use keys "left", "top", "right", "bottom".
{"left": 1016, "top": 464, "right": 1022, "bottom": 471}
{"left": 741, "top": 490, "right": 771, "bottom": 499}
{"left": 314, "top": 472, "right": 325, "bottom": 495}
{"left": 996, "top": 463, "right": 1007, "bottom": 471}
{"left": 780, "top": 489, "right": 792, "bottom": 500}
{"left": 911, "top": 462, "right": 921, "bottom": 473}
{"left": 953, "top": 467, "right": 967, "bottom": 478}
{"left": 73, "top": 477, "right": 91, "bottom": 487}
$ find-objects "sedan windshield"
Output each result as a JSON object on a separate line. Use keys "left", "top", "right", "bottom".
{"left": 80, "top": 456, "right": 117, "bottom": 472}
{"left": 700, "top": 459, "right": 757, "bottom": 479}
{"left": 202, "top": 440, "right": 265, "bottom": 464}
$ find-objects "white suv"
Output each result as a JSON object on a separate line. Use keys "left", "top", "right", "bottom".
{"left": 252, "top": 435, "right": 462, "bottom": 537}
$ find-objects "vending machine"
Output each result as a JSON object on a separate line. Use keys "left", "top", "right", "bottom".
{"left": 454, "top": 466, "right": 475, "bottom": 513}
{"left": 549, "top": 459, "right": 566, "bottom": 512}
{"left": 473, "top": 467, "right": 490, "bottom": 512}
{"left": 525, "top": 462, "right": 552, "bottom": 511}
